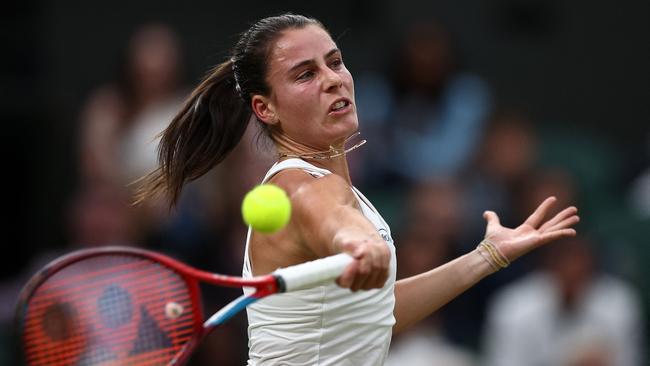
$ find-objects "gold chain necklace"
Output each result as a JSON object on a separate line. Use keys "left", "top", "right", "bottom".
{"left": 277, "top": 132, "right": 367, "bottom": 160}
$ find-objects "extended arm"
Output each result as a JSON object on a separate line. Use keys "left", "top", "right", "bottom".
{"left": 270, "top": 170, "right": 391, "bottom": 291}
{"left": 393, "top": 197, "right": 579, "bottom": 333}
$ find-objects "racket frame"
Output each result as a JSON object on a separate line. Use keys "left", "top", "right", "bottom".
{"left": 15, "top": 246, "right": 280, "bottom": 366}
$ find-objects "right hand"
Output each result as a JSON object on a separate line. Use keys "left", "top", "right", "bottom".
{"left": 336, "top": 238, "right": 390, "bottom": 291}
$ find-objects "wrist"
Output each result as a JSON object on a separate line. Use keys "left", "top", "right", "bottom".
{"left": 465, "top": 248, "right": 499, "bottom": 280}
{"left": 475, "top": 239, "right": 510, "bottom": 274}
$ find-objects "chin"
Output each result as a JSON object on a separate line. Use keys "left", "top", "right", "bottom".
{"left": 330, "top": 124, "right": 359, "bottom": 146}
{"left": 336, "top": 113, "right": 359, "bottom": 129}
{"left": 321, "top": 111, "right": 358, "bottom": 141}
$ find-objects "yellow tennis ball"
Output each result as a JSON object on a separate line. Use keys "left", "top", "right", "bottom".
{"left": 241, "top": 184, "right": 292, "bottom": 233}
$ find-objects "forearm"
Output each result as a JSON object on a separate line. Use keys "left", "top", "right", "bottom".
{"left": 393, "top": 248, "right": 495, "bottom": 334}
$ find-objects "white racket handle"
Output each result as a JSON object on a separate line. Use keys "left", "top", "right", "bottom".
{"left": 274, "top": 253, "right": 354, "bottom": 292}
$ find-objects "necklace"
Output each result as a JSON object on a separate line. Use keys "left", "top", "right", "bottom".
{"left": 277, "top": 132, "right": 367, "bottom": 160}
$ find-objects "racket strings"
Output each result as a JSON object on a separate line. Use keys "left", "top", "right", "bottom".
{"left": 21, "top": 254, "right": 198, "bottom": 366}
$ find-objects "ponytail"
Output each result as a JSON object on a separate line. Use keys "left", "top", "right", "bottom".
{"left": 135, "top": 14, "right": 325, "bottom": 208}
{"left": 135, "top": 59, "right": 251, "bottom": 207}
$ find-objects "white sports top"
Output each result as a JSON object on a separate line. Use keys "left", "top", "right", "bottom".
{"left": 243, "top": 158, "right": 397, "bottom": 366}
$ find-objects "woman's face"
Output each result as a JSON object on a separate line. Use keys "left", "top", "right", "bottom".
{"left": 260, "top": 25, "right": 358, "bottom": 150}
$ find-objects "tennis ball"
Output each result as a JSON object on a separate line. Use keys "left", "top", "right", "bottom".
{"left": 241, "top": 184, "right": 292, "bottom": 233}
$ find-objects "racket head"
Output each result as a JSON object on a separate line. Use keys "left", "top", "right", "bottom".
{"left": 15, "top": 246, "right": 205, "bottom": 366}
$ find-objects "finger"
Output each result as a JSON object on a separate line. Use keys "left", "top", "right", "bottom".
{"left": 378, "top": 246, "right": 391, "bottom": 285}
{"left": 545, "top": 215, "right": 580, "bottom": 233}
{"left": 350, "top": 271, "right": 370, "bottom": 292}
{"left": 352, "top": 253, "right": 372, "bottom": 291}
{"left": 367, "top": 254, "right": 387, "bottom": 289}
{"left": 539, "top": 228, "right": 577, "bottom": 244}
{"left": 357, "top": 245, "right": 387, "bottom": 290}
{"left": 375, "top": 270, "right": 389, "bottom": 288}
{"left": 483, "top": 211, "right": 501, "bottom": 232}
{"left": 524, "top": 196, "right": 557, "bottom": 228}
{"left": 356, "top": 249, "right": 372, "bottom": 276}
{"left": 362, "top": 271, "right": 381, "bottom": 290}
{"left": 368, "top": 246, "right": 390, "bottom": 289}
{"left": 539, "top": 206, "right": 578, "bottom": 231}
{"left": 336, "top": 260, "right": 359, "bottom": 288}
{"left": 377, "top": 242, "right": 391, "bottom": 270}
{"left": 371, "top": 244, "right": 385, "bottom": 273}
{"left": 538, "top": 206, "right": 577, "bottom": 231}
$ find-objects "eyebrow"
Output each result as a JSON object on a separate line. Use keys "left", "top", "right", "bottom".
{"left": 288, "top": 48, "right": 341, "bottom": 73}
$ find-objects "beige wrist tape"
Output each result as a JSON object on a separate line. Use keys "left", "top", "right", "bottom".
{"left": 476, "top": 239, "right": 510, "bottom": 271}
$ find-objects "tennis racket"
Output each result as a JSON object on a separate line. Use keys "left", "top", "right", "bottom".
{"left": 15, "top": 246, "right": 352, "bottom": 366}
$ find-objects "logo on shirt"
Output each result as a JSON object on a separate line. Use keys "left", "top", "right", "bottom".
{"left": 378, "top": 228, "right": 393, "bottom": 245}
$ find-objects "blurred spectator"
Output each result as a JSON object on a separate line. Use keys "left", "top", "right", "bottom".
{"left": 513, "top": 168, "right": 577, "bottom": 223}
{"left": 386, "top": 325, "right": 476, "bottom": 366}
{"left": 192, "top": 322, "right": 248, "bottom": 365}
{"left": 456, "top": 113, "right": 538, "bottom": 266}
{"left": 482, "top": 236, "right": 644, "bottom": 366}
{"left": 459, "top": 110, "right": 539, "bottom": 250}
{"left": 75, "top": 23, "right": 188, "bottom": 247}
{"left": 443, "top": 117, "right": 555, "bottom": 350}
{"left": 79, "top": 23, "right": 186, "bottom": 186}
{"left": 386, "top": 180, "right": 477, "bottom": 366}
{"left": 355, "top": 20, "right": 492, "bottom": 187}
{"left": 67, "top": 183, "right": 136, "bottom": 247}
{"left": 629, "top": 170, "right": 650, "bottom": 217}
{"left": 629, "top": 133, "right": 650, "bottom": 218}
{"left": 63, "top": 24, "right": 274, "bottom": 365}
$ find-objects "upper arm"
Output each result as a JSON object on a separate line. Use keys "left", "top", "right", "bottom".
{"left": 268, "top": 170, "right": 377, "bottom": 258}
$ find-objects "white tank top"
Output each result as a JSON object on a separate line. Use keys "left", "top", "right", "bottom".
{"left": 243, "top": 158, "right": 397, "bottom": 366}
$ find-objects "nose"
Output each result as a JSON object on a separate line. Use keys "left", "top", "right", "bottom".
{"left": 322, "top": 68, "right": 343, "bottom": 92}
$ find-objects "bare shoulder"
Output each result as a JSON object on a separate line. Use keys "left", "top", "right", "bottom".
{"left": 268, "top": 169, "right": 355, "bottom": 207}
{"left": 264, "top": 168, "right": 363, "bottom": 258}
{"left": 266, "top": 169, "right": 315, "bottom": 197}
{"left": 252, "top": 169, "right": 356, "bottom": 262}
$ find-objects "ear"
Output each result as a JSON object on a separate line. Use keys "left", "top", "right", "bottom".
{"left": 251, "top": 95, "right": 278, "bottom": 126}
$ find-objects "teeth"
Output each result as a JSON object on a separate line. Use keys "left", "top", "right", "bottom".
{"left": 332, "top": 101, "right": 347, "bottom": 111}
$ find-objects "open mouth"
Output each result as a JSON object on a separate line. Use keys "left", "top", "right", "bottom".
{"left": 329, "top": 99, "right": 352, "bottom": 113}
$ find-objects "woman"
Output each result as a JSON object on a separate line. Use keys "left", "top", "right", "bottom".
{"left": 138, "top": 14, "right": 579, "bottom": 365}
{"left": 79, "top": 23, "right": 187, "bottom": 246}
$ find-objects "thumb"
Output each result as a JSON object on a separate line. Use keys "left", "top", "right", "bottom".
{"left": 483, "top": 210, "right": 501, "bottom": 231}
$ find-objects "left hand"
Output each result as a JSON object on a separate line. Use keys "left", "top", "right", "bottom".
{"left": 483, "top": 196, "right": 579, "bottom": 262}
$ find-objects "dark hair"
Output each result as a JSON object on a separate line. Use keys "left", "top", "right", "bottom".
{"left": 135, "top": 14, "right": 325, "bottom": 207}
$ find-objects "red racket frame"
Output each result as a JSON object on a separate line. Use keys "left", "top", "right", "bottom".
{"left": 15, "top": 246, "right": 280, "bottom": 366}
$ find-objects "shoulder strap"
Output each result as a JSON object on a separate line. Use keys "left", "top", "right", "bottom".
{"left": 261, "top": 158, "right": 332, "bottom": 183}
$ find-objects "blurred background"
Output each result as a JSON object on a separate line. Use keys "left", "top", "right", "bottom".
{"left": 2, "top": 0, "right": 648, "bottom": 365}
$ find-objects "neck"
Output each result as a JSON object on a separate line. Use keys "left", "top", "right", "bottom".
{"left": 272, "top": 131, "right": 366, "bottom": 185}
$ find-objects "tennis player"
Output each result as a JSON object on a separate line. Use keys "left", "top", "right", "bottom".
{"left": 138, "top": 13, "right": 579, "bottom": 365}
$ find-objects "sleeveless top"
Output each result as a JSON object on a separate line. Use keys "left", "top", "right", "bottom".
{"left": 243, "top": 158, "right": 397, "bottom": 365}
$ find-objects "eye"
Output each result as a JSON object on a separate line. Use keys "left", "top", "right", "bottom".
{"left": 297, "top": 70, "right": 314, "bottom": 81}
{"left": 330, "top": 58, "right": 343, "bottom": 69}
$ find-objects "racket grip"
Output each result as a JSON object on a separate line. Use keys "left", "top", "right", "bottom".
{"left": 274, "top": 253, "right": 354, "bottom": 292}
